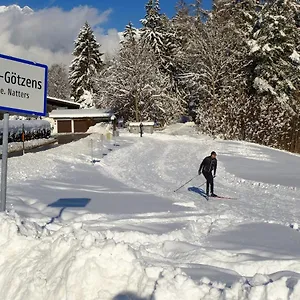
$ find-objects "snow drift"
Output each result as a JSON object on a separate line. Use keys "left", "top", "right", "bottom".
{"left": 2, "top": 125, "right": 300, "bottom": 300}
{"left": 1, "top": 213, "right": 300, "bottom": 300}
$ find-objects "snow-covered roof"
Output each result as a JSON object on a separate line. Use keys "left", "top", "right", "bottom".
{"left": 47, "top": 96, "right": 80, "bottom": 108}
{"left": 49, "top": 109, "right": 114, "bottom": 119}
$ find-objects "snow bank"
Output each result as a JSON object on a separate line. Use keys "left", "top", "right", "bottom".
{"left": 86, "top": 123, "right": 111, "bottom": 134}
{"left": 1, "top": 213, "right": 300, "bottom": 300}
{"left": 0, "top": 213, "right": 154, "bottom": 300}
{"left": 3, "top": 127, "right": 300, "bottom": 300}
{"left": 161, "top": 122, "right": 199, "bottom": 137}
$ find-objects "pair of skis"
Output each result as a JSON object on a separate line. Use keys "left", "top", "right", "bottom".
{"left": 187, "top": 186, "right": 237, "bottom": 201}
{"left": 203, "top": 194, "right": 237, "bottom": 201}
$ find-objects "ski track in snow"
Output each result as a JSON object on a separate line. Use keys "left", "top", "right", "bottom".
{"left": 1, "top": 124, "right": 300, "bottom": 300}
{"left": 100, "top": 132, "right": 300, "bottom": 225}
{"left": 96, "top": 131, "right": 300, "bottom": 284}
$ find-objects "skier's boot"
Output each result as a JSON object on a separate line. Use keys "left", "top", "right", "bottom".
{"left": 211, "top": 193, "right": 218, "bottom": 197}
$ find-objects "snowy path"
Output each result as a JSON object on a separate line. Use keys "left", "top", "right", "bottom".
{"left": 1, "top": 126, "right": 300, "bottom": 299}
{"left": 7, "top": 138, "right": 188, "bottom": 225}
{"left": 97, "top": 132, "right": 300, "bottom": 283}
{"left": 101, "top": 133, "right": 300, "bottom": 224}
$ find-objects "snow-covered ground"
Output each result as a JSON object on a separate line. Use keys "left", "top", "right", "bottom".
{"left": 1, "top": 123, "right": 300, "bottom": 300}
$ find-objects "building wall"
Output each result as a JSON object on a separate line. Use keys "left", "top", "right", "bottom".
{"left": 55, "top": 118, "right": 98, "bottom": 134}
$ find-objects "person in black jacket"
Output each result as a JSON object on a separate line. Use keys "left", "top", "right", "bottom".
{"left": 140, "top": 122, "right": 143, "bottom": 137}
{"left": 198, "top": 151, "right": 218, "bottom": 197}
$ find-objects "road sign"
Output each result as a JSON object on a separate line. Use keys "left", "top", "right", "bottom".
{"left": 0, "top": 53, "right": 48, "bottom": 212}
{"left": 0, "top": 53, "right": 48, "bottom": 116}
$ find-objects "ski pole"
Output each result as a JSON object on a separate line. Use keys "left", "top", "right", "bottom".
{"left": 174, "top": 175, "right": 199, "bottom": 193}
{"left": 197, "top": 181, "right": 206, "bottom": 188}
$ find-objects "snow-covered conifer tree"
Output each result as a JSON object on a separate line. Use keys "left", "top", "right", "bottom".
{"left": 122, "top": 22, "right": 137, "bottom": 45}
{"left": 172, "top": 0, "right": 202, "bottom": 117}
{"left": 176, "top": 0, "right": 259, "bottom": 139}
{"left": 211, "top": 0, "right": 259, "bottom": 140}
{"left": 69, "top": 22, "right": 104, "bottom": 107}
{"left": 250, "top": 0, "right": 300, "bottom": 150}
{"left": 140, "top": 0, "right": 176, "bottom": 76}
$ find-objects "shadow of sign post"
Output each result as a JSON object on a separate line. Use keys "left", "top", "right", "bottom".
{"left": 45, "top": 198, "right": 91, "bottom": 226}
{"left": 113, "top": 293, "right": 150, "bottom": 300}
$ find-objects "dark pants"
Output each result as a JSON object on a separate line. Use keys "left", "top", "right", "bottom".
{"left": 203, "top": 171, "right": 214, "bottom": 195}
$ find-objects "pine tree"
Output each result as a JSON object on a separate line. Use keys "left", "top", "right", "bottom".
{"left": 140, "top": 0, "right": 163, "bottom": 47}
{"left": 48, "top": 64, "right": 71, "bottom": 99}
{"left": 122, "top": 22, "right": 137, "bottom": 45}
{"left": 250, "top": 0, "right": 300, "bottom": 150}
{"left": 140, "top": 0, "right": 176, "bottom": 76}
{"left": 191, "top": 0, "right": 209, "bottom": 21}
{"left": 69, "top": 22, "right": 104, "bottom": 106}
{"left": 173, "top": 0, "right": 193, "bottom": 46}
{"left": 173, "top": 0, "right": 203, "bottom": 118}
{"left": 210, "top": 0, "right": 259, "bottom": 140}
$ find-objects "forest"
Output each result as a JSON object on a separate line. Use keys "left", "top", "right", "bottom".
{"left": 48, "top": 0, "right": 300, "bottom": 153}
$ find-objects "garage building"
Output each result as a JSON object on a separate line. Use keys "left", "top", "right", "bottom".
{"left": 49, "top": 109, "right": 114, "bottom": 134}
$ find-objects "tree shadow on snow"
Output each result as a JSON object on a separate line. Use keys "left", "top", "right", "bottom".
{"left": 43, "top": 198, "right": 91, "bottom": 227}
{"left": 113, "top": 292, "right": 153, "bottom": 300}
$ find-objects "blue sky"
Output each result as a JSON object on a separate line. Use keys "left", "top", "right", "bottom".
{"left": 0, "top": 0, "right": 212, "bottom": 65}
{"left": 3, "top": 0, "right": 212, "bottom": 31}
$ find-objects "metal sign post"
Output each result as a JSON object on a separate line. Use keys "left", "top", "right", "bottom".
{"left": 0, "top": 113, "right": 9, "bottom": 212}
{"left": 0, "top": 53, "right": 47, "bottom": 212}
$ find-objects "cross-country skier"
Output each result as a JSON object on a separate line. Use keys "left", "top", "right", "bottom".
{"left": 198, "top": 151, "right": 218, "bottom": 197}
